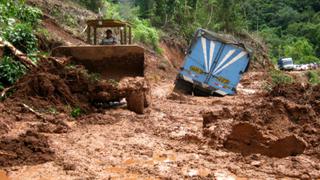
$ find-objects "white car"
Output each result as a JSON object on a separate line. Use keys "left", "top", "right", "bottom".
{"left": 301, "top": 64, "right": 309, "bottom": 71}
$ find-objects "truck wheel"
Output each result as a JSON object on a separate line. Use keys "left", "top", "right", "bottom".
{"left": 193, "top": 88, "right": 210, "bottom": 97}
{"left": 173, "top": 78, "right": 193, "bottom": 95}
{"left": 126, "top": 91, "right": 145, "bottom": 114}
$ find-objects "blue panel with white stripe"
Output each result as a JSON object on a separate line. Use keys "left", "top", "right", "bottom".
{"left": 178, "top": 29, "right": 251, "bottom": 96}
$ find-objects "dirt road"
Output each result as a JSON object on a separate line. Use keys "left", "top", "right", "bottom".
{"left": 0, "top": 70, "right": 319, "bottom": 180}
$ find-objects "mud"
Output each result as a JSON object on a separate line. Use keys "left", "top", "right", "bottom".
{"left": 0, "top": 120, "right": 11, "bottom": 136}
{"left": 224, "top": 123, "right": 306, "bottom": 158}
{"left": 0, "top": 130, "right": 54, "bottom": 167}
{"left": 203, "top": 82, "right": 320, "bottom": 162}
{"left": 77, "top": 113, "right": 118, "bottom": 125}
{"left": 37, "top": 118, "right": 70, "bottom": 134}
{"left": 1, "top": 17, "right": 320, "bottom": 178}
{"left": 0, "top": 104, "right": 15, "bottom": 137}
{"left": 271, "top": 83, "right": 320, "bottom": 115}
{"left": 5, "top": 58, "right": 149, "bottom": 114}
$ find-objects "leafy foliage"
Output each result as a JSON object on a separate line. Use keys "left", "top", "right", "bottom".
{"left": 0, "top": 56, "right": 26, "bottom": 85}
{"left": 103, "top": 0, "right": 161, "bottom": 52}
{"left": 72, "top": 0, "right": 104, "bottom": 13}
{"left": 2, "top": 23, "right": 38, "bottom": 54}
{"left": 270, "top": 70, "right": 294, "bottom": 86}
{"left": 242, "top": 0, "right": 320, "bottom": 63}
{"left": 283, "top": 38, "right": 319, "bottom": 64}
{"left": 0, "top": 0, "right": 42, "bottom": 54}
{"left": 0, "top": 0, "right": 42, "bottom": 87}
{"left": 307, "top": 71, "right": 320, "bottom": 85}
{"left": 132, "top": 18, "right": 161, "bottom": 53}
{"left": 0, "top": 0, "right": 42, "bottom": 26}
{"left": 71, "top": 107, "right": 83, "bottom": 118}
{"left": 133, "top": 0, "right": 320, "bottom": 64}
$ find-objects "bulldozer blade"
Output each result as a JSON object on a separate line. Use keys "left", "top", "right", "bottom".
{"left": 52, "top": 45, "right": 145, "bottom": 80}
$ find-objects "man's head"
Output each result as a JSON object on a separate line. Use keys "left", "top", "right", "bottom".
{"left": 106, "top": 29, "right": 113, "bottom": 38}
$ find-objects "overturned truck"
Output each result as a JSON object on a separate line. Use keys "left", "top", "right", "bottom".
{"left": 175, "top": 29, "right": 252, "bottom": 96}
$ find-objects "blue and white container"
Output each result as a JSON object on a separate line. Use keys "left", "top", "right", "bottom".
{"left": 176, "top": 29, "right": 252, "bottom": 96}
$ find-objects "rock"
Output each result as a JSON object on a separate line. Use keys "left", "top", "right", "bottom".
{"left": 251, "top": 160, "right": 261, "bottom": 167}
{"left": 126, "top": 91, "right": 145, "bottom": 114}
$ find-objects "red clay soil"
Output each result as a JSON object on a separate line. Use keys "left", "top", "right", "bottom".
{"left": 5, "top": 58, "right": 149, "bottom": 114}
{"left": 160, "top": 39, "right": 186, "bottom": 69}
{"left": 0, "top": 130, "right": 54, "bottom": 167}
{"left": 203, "top": 83, "right": 320, "bottom": 161}
{"left": 41, "top": 17, "right": 85, "bottom": 46}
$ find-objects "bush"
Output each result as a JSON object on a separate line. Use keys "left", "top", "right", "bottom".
{"left": 283, "top": 38, "right": 319, "bottom": 64}
{"left": 2, "top": 23, "right": 38, "bottom": 54}
{"left": 270, "top": 70, "right": 294, "bottom": 86}
{"left": 133, "top": 18, "right": 161, "bottom": 53}
{"left": 0, "top": 56, "right": 26, "bottom": 85}
{"left": 71, "top": 107, "right": 83, "bottom": 118}
{"left": 15, "top": 4, "right": 42, "bottom": 25}
{"left": 103, "top": 1, "right": 162, "bottom": 53}
{"left": 72, "top": 0, "right": 104, "bottom": 13}
{"left": 307, "top": 71, "right": 320, "bottom": 85}
{"left": 0, "top": 0, "right": 42, "bottom": 26}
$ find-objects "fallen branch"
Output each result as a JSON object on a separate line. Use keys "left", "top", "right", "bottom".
{"left": 0, "top": 38, "right": 36, "bottom": 69}
{"left": 22, "top": 103, "right": 46, "bottom": 120}
{"left": 0, "top": 86, "right": 14, "bottom": 99}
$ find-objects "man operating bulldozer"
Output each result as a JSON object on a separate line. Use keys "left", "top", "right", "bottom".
{"left": 100, "top": 29, "right": 117, "bottom": 45}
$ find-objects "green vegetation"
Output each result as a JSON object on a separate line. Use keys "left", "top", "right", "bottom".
{"left": 69, "top": 0, "right": 319, "bottom": 64}
{"left": 283, "top": 38, "right": 319, "bottom": 64}
{"left": 2, "top": 23, "right": 38, "bottom": 54}
{"left": 0, "top": 0, "right": 319, "bottom": 92}
{"left": 108, "top": 79, "right": 119, "bottom": 87}
{"left": 242, "top": 0, "right": 320, "bottom": 63}
{"left": 71, "top": 107, "right": 83, "bottom": 118}
{"left": 270, "top": 70, "right": 294, "bottom": 86}
{"left": 0, "top": 0, "right": 42, "bottom": 87}
{"left": 103, "top": 1, "right": 161, "bottom": 52}
{"left": 307, "top": 71, "right": 320, "bottom": 85}
{"left": 0, "top": 56, "right": 26, "bottom": 85}
{"left": 72, "top": 0, "right": 104, "bottom": 13}
{"left": 133, "top": 0, "right": 320, "bottom": 64}
{"left": 263, "top": 70, "right": 294, "bottom": 91}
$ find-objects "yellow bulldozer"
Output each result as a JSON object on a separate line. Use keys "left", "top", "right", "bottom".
{"left": 52, "top": 19, "right": 148, "bottom": 113}
{"left": 52, "top": 19, "right": 144, "bottom": 80}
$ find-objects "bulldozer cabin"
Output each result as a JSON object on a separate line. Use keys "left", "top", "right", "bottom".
{"left": 52, "top": 19, "right": 145, "bottom": 80}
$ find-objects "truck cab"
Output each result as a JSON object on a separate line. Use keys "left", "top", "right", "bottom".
{"left": 278, "top": 58, "right": 294, "bottom": 70}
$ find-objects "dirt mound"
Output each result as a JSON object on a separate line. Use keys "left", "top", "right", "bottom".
{"left": 224, "top": 123, "right": 306, "bottom": 158}
{"left": 270, "top": 83, "right": 320, "bottom": 114}
{"left": 203, "top": 84, "right": 320, "bottom": 159}
{"left": 0, "top": 120, "right": 11, "bottom": 136}
{"left": 0, "top": 130, "right": 54, "bottom": 167}
{"left": 37, "top": 117, "right": 71, "bottom": 134}
{"left": 0, "top": 104, "right": 15, "bottom": 137}
{"left": 6, "top": 58, "right": 149, "bottom": 114}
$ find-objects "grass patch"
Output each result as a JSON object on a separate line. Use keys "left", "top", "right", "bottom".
{"left": 264, "top": 70, "right": 294, "bottom": 91}
{"left": 307, "top": 70, "right": 320, "bottom": 85}
{"left": 70, "top": 107, "right": 83, "bottom": 118}
{"left": 270, "top": 70, "right": 294, "bottom": 86}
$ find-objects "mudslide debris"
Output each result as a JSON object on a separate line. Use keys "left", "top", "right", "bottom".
{"left": 5, "top": 58, "right": 149, "bottom": 114}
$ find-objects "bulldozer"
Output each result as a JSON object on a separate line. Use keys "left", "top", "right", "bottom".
{"left": 52, "top": 19, "right": 148, "bottom": 113}
{"left": 52, "top": 19, "right": 144, "bottom": 80}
